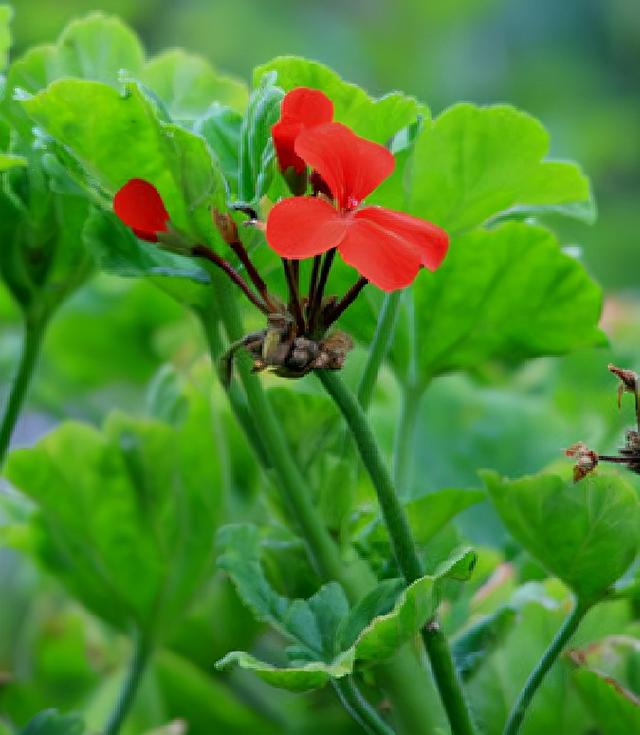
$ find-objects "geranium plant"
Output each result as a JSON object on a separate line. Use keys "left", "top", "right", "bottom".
{"left": 0, "top": 9, "right": 638, "bottom": 735}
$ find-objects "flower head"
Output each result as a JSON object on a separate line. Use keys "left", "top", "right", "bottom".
{"left": 113, "top": 178, "right": 170, "bottom": 242}
{"left": 272, "top": 87, "right": 334, "bottom": 174}
{"left": 266, "top": 122, "right": 449, "bottom": 291}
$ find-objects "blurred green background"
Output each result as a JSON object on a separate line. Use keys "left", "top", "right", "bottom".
{"left": 2, "top": 3, "right": 639, "bottom": 733}
{"left": 10, "top": 0, "right": 640, "bottom": 290}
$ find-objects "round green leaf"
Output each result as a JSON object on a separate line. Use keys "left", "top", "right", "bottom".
{"left": 484, "top": 470, "right": 640, "bottom": 602}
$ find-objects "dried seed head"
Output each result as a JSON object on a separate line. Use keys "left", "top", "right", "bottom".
{"left": 565, "top": 442, "right": 599, "bottom": 483}
{"left": 608, "top": 363, "right": 639, "bottom": 409}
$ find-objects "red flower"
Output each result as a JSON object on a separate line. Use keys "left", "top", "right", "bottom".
{"left": 113, "top": 179, "right": 170, "bottom": 242}
{"left": 266, "top": 123, "right": 449, "bottom": 292}
{"left": 272, "top": 87, "right": 334, "bottom": 174}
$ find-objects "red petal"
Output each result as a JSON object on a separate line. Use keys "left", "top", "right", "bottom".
{"left": 266, "top": 197, "right": 347, "bottom": 259}
{"left": 113, "top": 179, "right": 169, "bottom": 241}
{"left": 272, "top": 121, "right": 305, "bottom": 173}
{"left": 354, "top": 206, "right": 449, "bottom": 271}
{"left": 273, "top": 88, "right": 334, "bottom": 174}
{"left": 294, "top": 123, "right": 394, "bottom": 211}
{"left": 280, "top": 87, "right": 334, "bottom": 127}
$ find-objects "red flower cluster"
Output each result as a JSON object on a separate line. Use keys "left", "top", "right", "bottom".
{"left": 268, "top": 87, "right": 449, "bottom": 292}
{"left": 112, "top": 87, "right": 449, "bottom": 300}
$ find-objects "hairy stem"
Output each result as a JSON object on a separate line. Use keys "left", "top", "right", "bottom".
{"left": 0, "top": 318, "right": 46, "bottom": 466}
{"left": 228, "top": 238, "right": 276, "bottom": 311}
{"left": 308, "top": 248, "right": 336, "bottom": 335}
{"left": 326, "top": 277, "right": 368, "bottom": 328}
{"left": 503, "top": 600, "right": 590, "bottom": 735}
{"left": 333, "top": 677, "right": 396, "bottom": 735}
{"left": 192, "top": 244, "right": 269, "bottom": 314}
{"left": 282, "top": 258, "right": 306, "bottom": 334}
{"left": 308, "top": 254, "right": 322, "bottom": 312}
{"left": 317, "top": 370, "right": 476, "bottom": 735}
{"left": 104, "top": 632, "right": 151, "bottom": 735}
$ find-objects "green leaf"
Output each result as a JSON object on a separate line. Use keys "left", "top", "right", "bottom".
{"left": 351, "top": 548, "right": 476, "bottom": 661}
{"left": 216, "top": 524, "right": 475, "bottom": 690}
{"left": 0, "top": 4, "right": 12, "bottom": 72}
{"left": 452, "top": 607, "right": 517, "bottom": 681}
{"left": 82, "top": 209, "right": 211, "bottom": 288}
{"left": 19, "top": 710, "right": 84, "bottom": 735}
{"left": 254, "top": 56, "right": 421, "bottom": 145}
{"left": 404, "top": 103, "right": 595, "bottom": 234}
{"left": 8, "top": 12, "right": 143, "bottom": 95}
{"left": 395, "top": 222, "right": 604, "bottom": 384}
{"left": 21, "top": 79, "right": 227, "bottom": 245}
{"left": 0, "top": 157, "right": 94, "bottom": 319}
{"left": 216, "top": 649, "right": 354, "bottom": 693}
{"left": 572, "top": 666, "right": 640, "bottom": 734}
{"left": 364, "top": 488, "right": 485, "bottom": 548}
{"left": 194, "top": 104, "right": 243, "bottom": 196}
{"left": 0, "top": 152, "right": 27, "bottom": 170}
{"left": 483, "top": 470, "right": 640, "bottom": 602}
{"left": 140, "top": 49, "right": 248, "bottom": 119}
{"left": 238, "top": 72, "right": 284, "bottom": 203}
{"left": 4, "top": 12, "right": 144, "bottom": 137}
{"left": 4, "top": 411, "right": 222, "bottom": 638}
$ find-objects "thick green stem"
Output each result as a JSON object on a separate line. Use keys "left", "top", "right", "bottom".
{"left": 198, "top": 280, "right": 440, "bottom": 734}
{"left": 333, "top": 677, "right": 396, "bottom": 735}
{"left": 104, "top": 632, "right": 151, "bottom": 735}
{"left": 503, "top": 600, "right": 590, "bottom": 735}
{"left": 317, "top": 370, "right": 476, "bottom": 735}
{"left": 422, "top": 621, "right": 475, "bottom": 735}
{"left": 357, "top": 291, "right": 402, "bottom": 411}
{"left": 0, "top": 319, "right": 46, "bottom": 466}
{"left": 318, "top": 370, "right": 423, "bottom": 581}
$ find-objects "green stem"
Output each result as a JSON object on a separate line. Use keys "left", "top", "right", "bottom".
{"left": 318, "top": 371, "right": 422, "bottom": 581}
{"left": 196, "top": 309, "right": 270, "bottom": 467}
{"left": 503, "top": 599, "right": 590, "bottom": 735}
{"left": 422, "top": 621, "right": 474, "bottom": 735}
{"left": 357, "top": 291, "right": 402, "bottom": 411}
{"left": 392, "top": 385, "right": 423, "bottom": 497}
{"left": 317, "top": 370, "right": 476, "bottom": 735}
{"left": 198, "top": 279, "right": 441, "bottom": 734}
{"left": 0, "top": 318, "right": 46, "bottom": 466}
{"left": 333, "top": 677, "right": 396, "bottom": 735}
{"left": 104, "top": 631, "right": 151, "bottom": 735}
{"left": 201, "top": 283, "right": 351, "bottom": 590}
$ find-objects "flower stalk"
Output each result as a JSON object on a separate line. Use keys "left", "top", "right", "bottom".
{"left": 104, "top": 631, "right": 151, "bottom": 735}
{"left": 200, "top": 272, "right": 442, "bottom": 735}
{"left": 316, "top": 370, "right": 477, "bottom": 735}
{"left": 503, "top": 599, "right": 590, "bottom": 735}
{"left": 0, "top": 318, "right": 46, "bottom": 466}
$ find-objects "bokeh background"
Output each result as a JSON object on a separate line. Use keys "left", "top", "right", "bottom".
{"left": 10, "top": 0, "right": 640, "bottom": 290}
{"left": 2, "top": 2, "right": 640, "bottom": 732}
